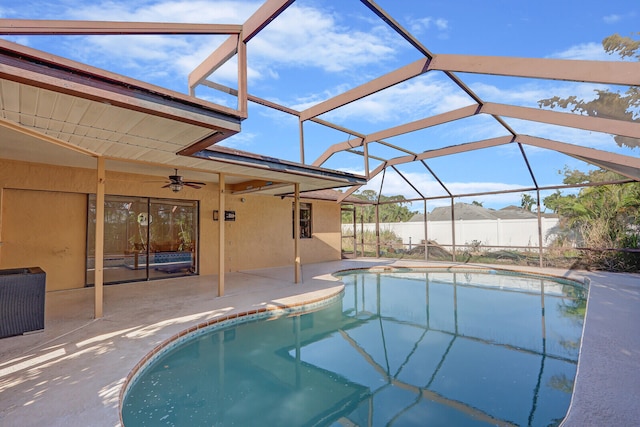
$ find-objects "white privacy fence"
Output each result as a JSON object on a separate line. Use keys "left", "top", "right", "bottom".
{"left": 343, "top": 217, "right": 560, "bottom": 249}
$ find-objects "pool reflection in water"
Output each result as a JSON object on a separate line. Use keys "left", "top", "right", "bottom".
{"left": 122, "top": 269, "right": 587, "bottom": 426}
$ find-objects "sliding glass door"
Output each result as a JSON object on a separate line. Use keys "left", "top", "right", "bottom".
{"left": 87, "top": 195, "right": 198, "bottom": 285}
{"left": 147, "top": 199, "right": 197, "bottom": 280}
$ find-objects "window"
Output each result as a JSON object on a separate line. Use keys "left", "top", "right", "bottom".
{"left": 293, "top": 202, "right": 312, "bottom": 238}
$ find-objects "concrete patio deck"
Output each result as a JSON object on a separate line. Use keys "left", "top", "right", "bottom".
{"left": 0, "top": 259, "right": 638, "bottom": 426}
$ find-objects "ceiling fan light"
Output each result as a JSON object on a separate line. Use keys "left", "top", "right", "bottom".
{"left": 169, "top": 182, "right": 183, "bottom": 192}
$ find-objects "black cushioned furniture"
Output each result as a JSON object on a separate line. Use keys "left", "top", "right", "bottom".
{"left": 0, "top": 267, "right": 46, "bottom": 338}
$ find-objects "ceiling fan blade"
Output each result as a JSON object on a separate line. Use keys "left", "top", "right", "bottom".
{"left": 184, "top": 183, "right": 202, "bottom": 189}
{"left": 161, "top": 183, "right": 172, "bottom": 188}
{"left": 185, "top": 181, "right": 206, "bottom": 186}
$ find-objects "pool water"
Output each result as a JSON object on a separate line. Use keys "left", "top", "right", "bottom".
{"left": 122, "top": 269, "right": 587, "bottom": 426}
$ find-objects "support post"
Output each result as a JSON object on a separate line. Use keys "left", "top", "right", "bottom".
{"left": 423, "top": 200, "right": 428, "bottom": 261}
{"left": 363, "top": 139, "right": 370, "bottom": 180}
{"left": 299, "top": 120, "right": 305, "bottom": 164}
{"left": 294, "top": 183, "right": 301, "bottom": 283}
{"left": 237, "top": 38, "right": 248, "bottom": 116}
{"left": 94, "top": 157, "right": 105, "bottom": 319}
{"left": 375, "top": 204, "right": 380, "bottom": 258}
{"left": 218, "top": 173, "right": 225, "bottom": 296}
{"left": 359, "top": 208, "right": 364, "bottom": 257}
{"left": 450, "top": 198, "right": 456, "bottom": 262}
{"left": 352, "top": 205, "right": 356, "bottom": 257}
{"left": 537, "top": 189, "right": 543, "bottom": 268}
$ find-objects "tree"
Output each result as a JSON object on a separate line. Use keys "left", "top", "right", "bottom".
{"left": 520, "top": 193, "right": 535, "bottom": 211}
{"left": 543, "top": 190, "right": 567, "bottom": 214}
{"left": 538, "top": 32, "right": 640, "bottom": 149}
{"left": 543, "top": 168, "right": 640, "bottom": 271}
{"left": 346, "top": 190, "right": 417, "bottom": 223}
{"left": 471, "top": 200, "right": 483, "bottom": 207}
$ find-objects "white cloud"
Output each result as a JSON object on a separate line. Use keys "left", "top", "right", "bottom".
{"left": 218, "top": 130, "right": 257, "bottom": 149}
{"left": 247, "top": 4, "right": 398, "bottom": 74}
{"left": 175, "top": 49, "right": 264, "bottom": 84}
{"left": 282, "top": 82, "right": 357, "bottom": 112}
{"left": 193, "top": 91, "right": 237, "bottom": 109}
{"left": 312, "top": 74, "right": 473, "bottom": 124}
{"left": 548, "top": 42, "right": 611, "bottom": 61}
{"left": 434, "top": 19, "right": 449, "bottom": 31}
{"left": 471, "top": 80, "right": 610, "bottom": 107}
{"left": 603, "top": 14, "right": 621, "bottom": 24}
{"left": 504, "top": 118, "right": 617, "bottom": 150}
{"left": 62, "top": 0, "right": 257, "bottom": 23}
{"left": 408, "top": 16, "right": 449, "bottom": 34}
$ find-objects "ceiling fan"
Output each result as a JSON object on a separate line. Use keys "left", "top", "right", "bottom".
{"left": 163, "top": 169, "right": 206, "bottom": 192}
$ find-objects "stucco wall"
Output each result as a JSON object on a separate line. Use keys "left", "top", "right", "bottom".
{"left": 0, "top": 158, "right": 342, "bottom": 291}
{"left": 301, "top": 199, "right": 342, "bottom": 263}
{"left": 222, "top": 194, "right": 342, "bottom": 272}
{"left": 1, "top": 189, "right": 87, "bottom": 291}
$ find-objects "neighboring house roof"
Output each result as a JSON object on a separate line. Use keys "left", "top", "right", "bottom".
{"left": 495, "top": 205, "right": 558, "bottom": 219}
{"left": 409, "top": 203, "right": 557, "bottom": 221}
{"left": 429, "top": 203, "right": 498, "bottom": 221}
{"left": 493, "top": 205, "right": 537, "bottom": 219}
{"left": 409, "top": 213, "right": 426, "bottom": 222}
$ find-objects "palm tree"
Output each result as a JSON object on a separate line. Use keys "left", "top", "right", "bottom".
{"left": 520, "top": 193, "right": 535, "bottom": 211}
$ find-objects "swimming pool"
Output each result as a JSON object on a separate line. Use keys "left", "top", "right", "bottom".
{"left": 121, "top": 268, "right": 587, "bottom": 426}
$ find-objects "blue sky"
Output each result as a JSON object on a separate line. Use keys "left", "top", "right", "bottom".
{"left": 1, "top": 0, "right": 637, "bottom": 210}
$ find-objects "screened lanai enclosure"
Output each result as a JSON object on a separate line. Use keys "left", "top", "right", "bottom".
{"left": 1, "top": 0, "right": 639, "bottom": 271}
